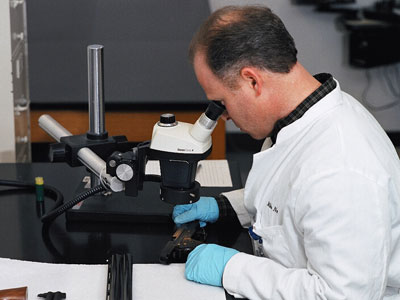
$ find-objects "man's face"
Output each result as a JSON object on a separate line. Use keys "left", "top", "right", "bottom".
{"left": 193, "top": 52, "right": 272, "bottom": 140}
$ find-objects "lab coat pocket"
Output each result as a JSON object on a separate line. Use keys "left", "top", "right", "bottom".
{"left": 256, "top": 225, "right": 295, "bottom": 268}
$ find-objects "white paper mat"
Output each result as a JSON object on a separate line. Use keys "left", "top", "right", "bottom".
{"left": 0, "top": 257, "right": 107, "bottom": 299}
{"left": 0, "top": 258, "right": 225, "bottom": 300}
{"left": 132, "top": 264, "right": 225, "bottom": 299}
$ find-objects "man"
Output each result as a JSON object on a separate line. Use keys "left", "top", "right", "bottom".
{"left": 173, "top": 5, "right": 400, "bottom": 300}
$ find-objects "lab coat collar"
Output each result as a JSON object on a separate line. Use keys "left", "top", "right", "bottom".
{"left": 261, "top": 78, "right": 343, "bottom": 151}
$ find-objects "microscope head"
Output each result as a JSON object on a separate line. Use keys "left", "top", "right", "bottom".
{"left": 105, "top": 101, "right": 225, "bottom": 205}
{"left": 149, "top": 101, "right": 225, "bottom": 205}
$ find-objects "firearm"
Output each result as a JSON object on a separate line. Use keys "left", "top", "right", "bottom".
{"left": 0, "top": 287, "right": 27, "bottom": 300}
{"left": 159, "top": 221, "right": 207, "bottom": 264}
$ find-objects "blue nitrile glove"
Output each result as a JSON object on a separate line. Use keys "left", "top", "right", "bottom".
{"left": 185, "top": 244, "right": 239, "bottom": 287}
{"left": 172, "top": 196, "right": 219, "bottom": 227}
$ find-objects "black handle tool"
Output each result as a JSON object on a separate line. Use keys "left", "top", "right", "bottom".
{"left": 38, "top": 291, "right": 66, "bottom": 300}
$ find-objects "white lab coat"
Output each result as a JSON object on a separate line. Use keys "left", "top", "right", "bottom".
{"left": 222, "top": 80, "right": 400, "bottom": 300}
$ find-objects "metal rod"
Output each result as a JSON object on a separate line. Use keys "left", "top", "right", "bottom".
{"left": 39, "top": 114, "right": 123, "bottom": 192}
{"left": 38, "top": 114, "right": 105, "bottom": 177}
{"left": 90, "top": 173, "right": 101, "bottom": 189}
{"left": 38, "top": 114, "right": 72, "bottom": 142}
{"left": 38, "top": 114, "right": 115, "bottom": 188}
{"left": 87, "top": 44, "right": 106, "bottom": 137}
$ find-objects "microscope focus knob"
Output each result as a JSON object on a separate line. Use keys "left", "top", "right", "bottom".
{"left": 159, "top": 113, "right": 177, "bottom": 126}
{"left": 116, "top": 163, "right": 134, "bottom": 182}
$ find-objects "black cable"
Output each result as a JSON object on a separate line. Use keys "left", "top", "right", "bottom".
{"left": 0, "top": 178, "right": 106, "bottom": 224}
{"left": 41, "top": 185, "right": 106, "bottom": 223}
{"left": 0, "top": 179, "right": 64, "bottom": 209}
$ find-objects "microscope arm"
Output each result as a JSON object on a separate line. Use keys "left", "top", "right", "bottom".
{"left": 38, "top": 114, "right": 123, "bottom": 192}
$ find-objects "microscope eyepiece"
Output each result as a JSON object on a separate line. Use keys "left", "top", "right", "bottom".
{"left": 158, "top": 113, "right": 177, "bottom": 127}
{"left": 205, "top": 101, "right": 225, "bottom": 121}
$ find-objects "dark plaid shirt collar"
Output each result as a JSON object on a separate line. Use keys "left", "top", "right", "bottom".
{"left": 269, "top": 73, "right": 336, "bottom": 144}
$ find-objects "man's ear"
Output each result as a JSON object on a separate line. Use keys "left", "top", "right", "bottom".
{"left": 240, "top": 67, "right": 263, "bottom": 96}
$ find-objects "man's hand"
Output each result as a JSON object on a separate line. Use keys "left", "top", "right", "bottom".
{"left": 172, "top": 196, "right": 219, "bottom": 227}
{"left": 185, "top": 244, "right": 239, "bottom": 287}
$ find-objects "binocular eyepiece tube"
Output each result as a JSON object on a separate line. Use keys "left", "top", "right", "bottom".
{"left": 190, "top": 101, "right": 225, "bottom": 143}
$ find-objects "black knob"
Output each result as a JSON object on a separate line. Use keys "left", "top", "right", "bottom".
{"left": 160, "top": 113, "right": 176, "bottom": 125}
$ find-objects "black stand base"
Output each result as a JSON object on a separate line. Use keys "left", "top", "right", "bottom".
{"left": 66, "top": 161, "right": 243, "bottom": 225}
{"left": 66, "top": 180, "right": 174, "bottom": 224}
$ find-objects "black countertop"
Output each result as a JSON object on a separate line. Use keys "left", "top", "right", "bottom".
{"left": 0, "top": 162, "right": 251, "bottom": 264}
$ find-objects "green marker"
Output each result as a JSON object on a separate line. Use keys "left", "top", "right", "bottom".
{"left": 35, "top": 177, "right": 44, "bottom": 202}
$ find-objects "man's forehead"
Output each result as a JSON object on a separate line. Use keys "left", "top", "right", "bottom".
{"left": 194, "top": 52, "right": 214, "bottom": 82}
{"left": 193, "top": 51, "right": 207, "bottom": 69}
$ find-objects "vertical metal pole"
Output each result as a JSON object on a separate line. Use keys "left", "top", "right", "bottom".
{"left": 87, "top": 44, "right": 106, "bottom": 138}
{"left": 87, "top": 45, "right": 106, "bottom": 187}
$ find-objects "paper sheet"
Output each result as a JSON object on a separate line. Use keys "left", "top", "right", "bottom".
{"left": 0, "top": 258, "right": 225, "bottom": 300}
{"left": 132, "top": 264, "right": 225, "bottom": 300}
{"left": 146, "top": 159, "right": 233, "bottom": 187}
{"left": 0, "top": 257, "right": 107, "bottom": 299}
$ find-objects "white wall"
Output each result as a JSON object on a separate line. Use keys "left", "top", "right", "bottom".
{"left": 209, "top": 0, "right": 400, "bottom": 133}
{"left": 0, "top": 1, "right": 16, "bottom": 162}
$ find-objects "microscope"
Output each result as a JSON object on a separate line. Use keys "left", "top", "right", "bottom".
{"left": 38, "top": 44, "right": 224, "bottom": 227}
{"left": 38, "top": 45, "right": 225, "bottom": 263}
